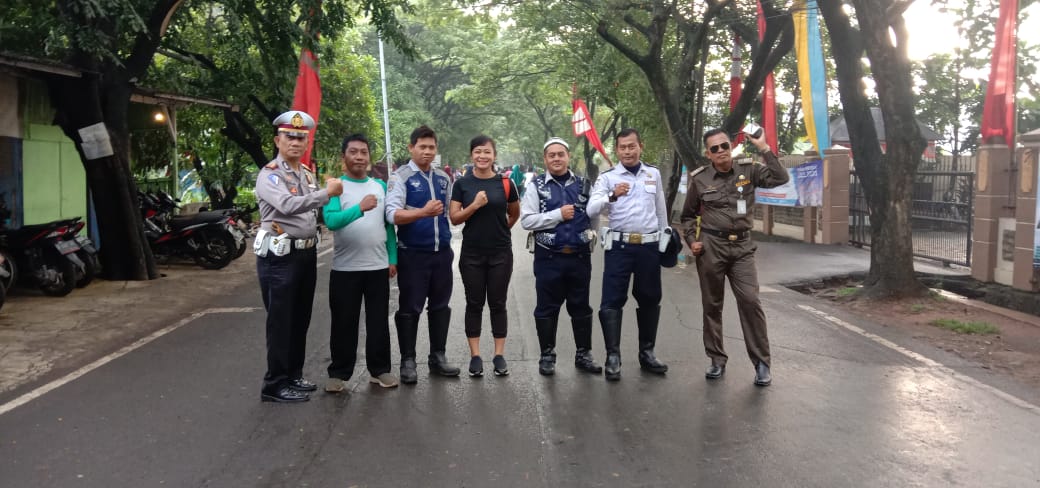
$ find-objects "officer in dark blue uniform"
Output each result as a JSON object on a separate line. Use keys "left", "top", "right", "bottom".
{"left": 520, "top": 137, "right": 602, "bottom": 376}
{"left": 384, "top": 125, "right": 460, "bottom": 383}
{"left": 587, "top": 128, "right": 669, "bottom": 381}
{"left": 254, "top": 110, "right": 343, "bottom": 403}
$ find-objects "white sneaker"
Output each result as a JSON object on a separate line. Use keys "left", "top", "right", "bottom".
{"left": 369, "top": 373, "right": 399, "bottom": 388}
{"left": 324, "top": 378, "right": 346, "bottom": 393}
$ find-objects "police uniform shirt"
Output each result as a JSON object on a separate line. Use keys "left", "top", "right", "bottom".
{"left": 680, "top": 151, "right": 789, "bottom": 241}
{"left": 587, "top": 162, "right": 668, "bottom": 234}
{"left": 255, "top": 158, "right": 330, "bottom": 239}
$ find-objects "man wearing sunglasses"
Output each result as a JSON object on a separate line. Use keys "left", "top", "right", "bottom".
{"left": 680, "top": 127, "right": 788, "bottom": 387}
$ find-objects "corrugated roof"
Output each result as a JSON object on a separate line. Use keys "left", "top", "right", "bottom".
{"left": 829, "top": 107, "right": 942, "bottom": 142}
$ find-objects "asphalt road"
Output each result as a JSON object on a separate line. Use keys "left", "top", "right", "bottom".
{"left": 1, "top": 228, "right": 1038, "bottom": 487}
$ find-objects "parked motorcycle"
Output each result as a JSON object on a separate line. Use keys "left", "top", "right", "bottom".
{"left": 0, "top": 219, "right": 83, "bottom": 297}
{"left": 140, "top": 192, "right": 237, "bottom": 269}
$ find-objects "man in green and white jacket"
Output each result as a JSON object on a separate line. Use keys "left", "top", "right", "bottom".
{"left": 322, "top": 134, "right": 399, "bottom": 391}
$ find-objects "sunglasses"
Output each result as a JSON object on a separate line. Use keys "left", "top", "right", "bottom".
{"left": 708, "top": 142, "right": 731, "bottom": 154}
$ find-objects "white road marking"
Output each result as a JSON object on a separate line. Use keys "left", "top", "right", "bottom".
{"left": 798, "top": 304, "right": 1040, "bottom": 415}
{"left": 0, "top": 307, "right": 260, "bottom": 416}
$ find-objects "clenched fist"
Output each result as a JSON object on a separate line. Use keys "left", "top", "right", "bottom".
{"left": 690, "top": 241, "right": 704, "bottom": 256}
{"left": 612, "top": 182, "right": 630, "bottom": 199}
{"left": 326, "top": 178, "right": 343, "bottom": 197}
{"left": 472, "top": 190, "right": 488, "bottom": 209}
{"left": 559, "top": 204, "right": 575, "bottom": 220}
{"left": 359, "top": 194, "right": 378, "bottom": 212}
{"left": 423, "top": 199, "right": 444, "bottom": 217}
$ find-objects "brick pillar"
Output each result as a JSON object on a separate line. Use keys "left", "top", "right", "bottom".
{"left": 971, "top": 143, "right": 1015, "bottom": 282}
{"left": 1013, "top": 131, "right": 1040, "bottom": 291}
{"left": 820, "top": 149, "right": 850, "bottom": 245}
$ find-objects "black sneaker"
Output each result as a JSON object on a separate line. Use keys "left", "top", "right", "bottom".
{"left": 288, "top": 378, "right": 318, "bottom": 392}
{"left": 468, "top": 356, "right": 484, "bottom": 377}
{"left": 492, "top": 355, "right": 509, "bottom": 376}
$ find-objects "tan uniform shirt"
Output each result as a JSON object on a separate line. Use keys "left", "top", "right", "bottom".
{"left": 680, "top": 152, "right": 788, "bottom": 243}
{"left": 255, "top": 158, "right": 330, "bottom": 239}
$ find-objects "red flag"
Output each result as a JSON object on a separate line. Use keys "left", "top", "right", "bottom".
{"left": 981, "top": 0, "right": 1018, "bottom": 147}
{"left": 572, "top": 99, "right": 612, "bottom": 164}
{"left": 758, "top": 0, "right": 778, "bottom": 152}
{"left": 292, "top": 48, "right": 322, "bottom": 170}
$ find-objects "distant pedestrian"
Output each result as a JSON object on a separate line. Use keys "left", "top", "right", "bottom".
{"left": 510, "top": 164, "right": 525, "bottom": 198}
{"left": 680, "top": 127, "right": 789, "bottom": 387}
{"left": 587, "top": 128, "right": 669, "bottom": 380}
{"left": 254, "top": 110, "right": 343, "bottom": 403}
{"left": 520, "top": 137, "right": 602, "bottom": 376}
{"left": 385, "top": 125, "right": 460, "bottom": 383}
{"left": 322, "top": 133, "right": 399, "bottom": 393}
{"left": 449, "top": 135, "right": 520, "bottom": 376}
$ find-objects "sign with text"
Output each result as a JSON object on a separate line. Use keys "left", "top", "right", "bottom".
{"left": 755, "top": 159, "right": 823, "bottom": 207}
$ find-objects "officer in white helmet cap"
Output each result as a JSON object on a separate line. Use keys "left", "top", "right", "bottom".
{"left": 254, "top": 110, "right": 343, "bottom": 403}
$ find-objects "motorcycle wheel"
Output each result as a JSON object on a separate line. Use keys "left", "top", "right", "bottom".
{"left": 194, "top": 229, "right": 236, "bottom": 270}
{"left": 0, "top": 276, "right": 5, "bottom": 312}
{"left": 74, "top": 249, "right": 96, "bottom": 288}
{"left": 39, "top": 249, "right": 75, "bottom": 297}
{"left": 0, "top": 249, "right": 16, "bottom": 292}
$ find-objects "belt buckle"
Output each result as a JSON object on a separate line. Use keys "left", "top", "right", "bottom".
{"left": 629, "top": 233, "right": 642, "bottom": 244}
{"left": 727, "top": 234, "right": 737, "bottom": 242}
{"left": 560, "top": 246, "right": 574, "bottom": 254}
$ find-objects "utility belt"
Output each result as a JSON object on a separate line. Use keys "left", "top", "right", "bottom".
{"left": 699, "top": 227, "right": 750, "bottom": 241}
{"left": 534, "top": 242, "right": 589, "bottom": 255}
{"left": 599, "top": 228, "right": 671, "bottom": 252}
{"left": 253, "top": 229, "right": 319, "bottom": 257}
{"left": 526, "top": 229, "right": 596, "bottom": 254}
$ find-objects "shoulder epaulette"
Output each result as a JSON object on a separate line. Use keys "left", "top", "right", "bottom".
{"left": 264, "top": 162, "right": 278, "bottom": 169}
{"left": 691, "top": 166, "right": 707, "bottom": 176}
{"left": 737, "top": 158, "right": 754, "bottom": 165}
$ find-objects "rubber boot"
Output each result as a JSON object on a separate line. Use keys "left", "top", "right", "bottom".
{"left": 535, "top": 316, "right": 558, "bottom": 376}
{"left": 427, "top": 308, "right": 460, "bottom": 377}
{"left": 599, "top": 309, "right": 622, "bottom": 381}
{"left": 637, "top": 306, "right": 668, "bottom": 374}
{"left": 572, "top": 314, "right": 602, "bottom": 374}
{"left": 395, "top": 312, "right": 419, "bottom": 384}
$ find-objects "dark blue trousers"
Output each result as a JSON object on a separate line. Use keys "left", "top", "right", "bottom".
{"left": 396, "top": 248, "right": 454, "bottom": 316}
{"left": 257, "top": 248, "right": 317, "bottom": 393}
{"left": 533, "top": 246, "right": 593, "bottom": 319}
{"left": 600, "top": 242, "right": 661, "bottom": 310}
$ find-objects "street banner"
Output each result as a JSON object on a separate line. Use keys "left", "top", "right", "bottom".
{"left": 292, "top": 48, "right": 321, "bottom": 170}
{"left": 572, "top": 99, "right": 611, "bottom": 164}
{"left": 980, "top": 0, "right": 1018, "bottom": 147}
{"left": 755, "top": 159, "right": 823, "bottom": 207}
{"left": 757, "top": 0, "right": 778, "bottom": 152}
{"left": 794, "top": 0, "right": 831, "bottom": 153}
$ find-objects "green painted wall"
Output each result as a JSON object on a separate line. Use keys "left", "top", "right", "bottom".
{"left": 20, "top": 85, "right": 88, "bottom": 226}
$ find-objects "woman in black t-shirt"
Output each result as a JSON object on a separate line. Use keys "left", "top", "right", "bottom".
{"left": 449, "top": 135, "right": 520, "bottom": 377}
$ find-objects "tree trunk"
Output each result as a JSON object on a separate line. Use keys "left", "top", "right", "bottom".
{"left": 820, "top": 0, "right": 928, "bottom": 298}
{"left": 48, "top": 73, "right": 159, "bottom": 280}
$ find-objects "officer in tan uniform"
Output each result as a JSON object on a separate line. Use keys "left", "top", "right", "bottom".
{"left": 680, "top": 127, "right": 788, "bottom": 387}
{"left": 254, "top": 110, "right": 343, "bottom": 402}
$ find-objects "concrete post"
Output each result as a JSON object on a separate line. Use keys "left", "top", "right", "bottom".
{"left": 1013, "top": 131, "right": 1040, "bottom": 291}
{"left": 971, "top": 142, "right": 1015, "bottom": 282}
{"left": 821, "top": 149, "right": 851, "bottom": 245}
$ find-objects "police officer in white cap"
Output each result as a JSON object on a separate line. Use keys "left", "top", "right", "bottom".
{"left": 255, "top": 110, "right": 343, "bottom": 403}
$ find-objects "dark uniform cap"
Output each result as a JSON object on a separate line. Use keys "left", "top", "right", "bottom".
{"left": 273, "top": 111, "right": 315, "bottom": 135}
{"left": 659, "top": 226, "right": 683, "bottom": 268}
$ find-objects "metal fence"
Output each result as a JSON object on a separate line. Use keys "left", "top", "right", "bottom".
{"left": 850, "top": 169, "right": 974, "bottom": 266}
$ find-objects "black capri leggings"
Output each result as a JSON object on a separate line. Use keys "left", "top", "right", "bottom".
{"left": 459, "top": 250, "right": 513, "bottom": 338}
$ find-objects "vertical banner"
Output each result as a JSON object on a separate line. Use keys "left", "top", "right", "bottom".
{"left": 757, "top": 0, "right": 778, "bottom": 152}
{"left": 794, "top": 0, "right": 831, "bottom": 153}
{"left": 980, "top": 0, "right": 1018, "bottom": 147}
{"left": 292, "top": 48, "right": 322, "bottom": 171}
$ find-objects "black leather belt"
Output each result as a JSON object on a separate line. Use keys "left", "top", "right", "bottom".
{"left": 537, "top": 243, "right": 587, "bottom": 255}
{"left": 700, "top": 227, "right": 749, "bottom": 241}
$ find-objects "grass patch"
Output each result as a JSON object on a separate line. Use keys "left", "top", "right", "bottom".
{"left": 909, "top": 304, "right": 926, "bottom": 314}
{"left": 836, "top": 287, "right": 859, "bottom": 297}
{"left": 930, "top": 318, "right": 1000, "bottom": 335}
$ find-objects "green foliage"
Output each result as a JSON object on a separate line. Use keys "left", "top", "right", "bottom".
{"left": 836, "top": 286, "right": 859, "bottom": 298}
{"left": 930, "top": 318, "right": 1000, "bottom": 335}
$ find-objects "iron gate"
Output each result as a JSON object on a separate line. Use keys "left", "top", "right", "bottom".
{"left": 850, "top": 171, "right": 974, "bottom": 266}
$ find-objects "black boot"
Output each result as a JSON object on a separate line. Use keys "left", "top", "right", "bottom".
{"left": 427, "top": 308, "right": 460, "bottom": 377}
{"left": 395, "top": 312, "right": 419, "bottom": 384}
{"left": 572, "top": 314, "right": 602, "bottom": 374}
{"left": 535, "top": 316, "right": 558, "bottom": 376}
{"left": 599, "top": 309, "right": 622, "bottom": 381}
{"left": 637, "top": 306, "right": 668, "bottom": 374}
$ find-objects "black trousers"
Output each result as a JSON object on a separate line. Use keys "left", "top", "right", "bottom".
{"left": 257, "top": 248, "right": 317, "bottom": 392}
{"left": 532, "top": 246, "right": 593, "bottom": 319}
{"left": 600, "top": 241, "right": 661, "bottom": 310}
{"left": 328, "top": 269, "right": 392, "bottom": 380}
{"left": 396, "top": 248, "right": 454, "bottom": 316}
{"left": 459, "top": 249, "right": 513, "bottom": 338}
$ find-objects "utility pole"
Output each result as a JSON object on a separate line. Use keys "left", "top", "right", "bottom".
{"left": 378, "top": 36, "right": 393, "bottom": 171}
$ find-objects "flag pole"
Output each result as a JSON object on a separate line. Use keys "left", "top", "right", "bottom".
{"left": 378, "top": 35, "right": 393, "bottom": 171}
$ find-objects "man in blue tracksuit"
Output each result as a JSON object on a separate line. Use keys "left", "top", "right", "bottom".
{"left": 385, "top": 125, "right": 460, "bottom": 383}
{"left": 520, "top": 137, "right": 602, "bottom": 376}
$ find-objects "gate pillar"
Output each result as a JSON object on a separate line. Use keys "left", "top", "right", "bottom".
{"left": 971, "top": 142, "right": 1015, "bottom": 282}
